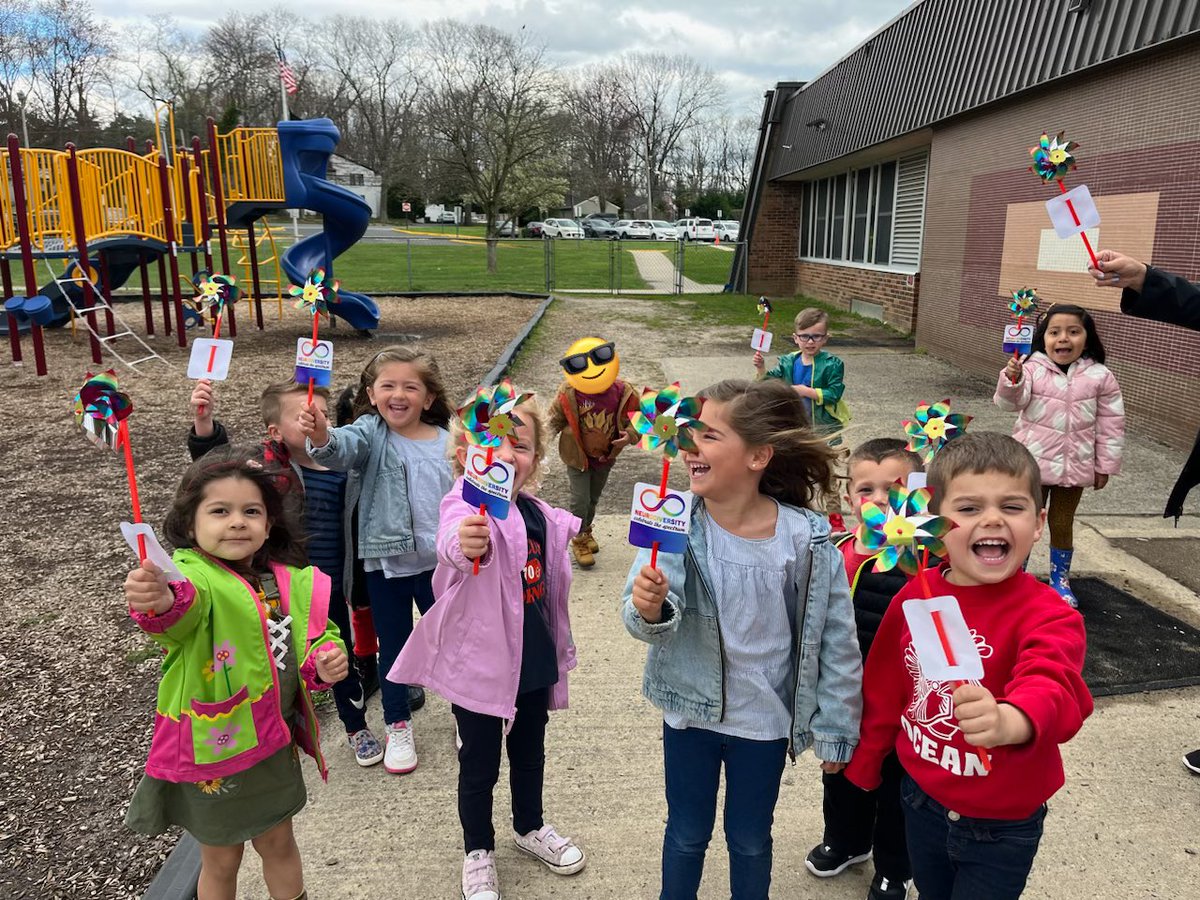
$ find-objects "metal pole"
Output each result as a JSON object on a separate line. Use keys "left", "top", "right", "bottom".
{"left": 191, "top": 137, "right": 214, "bottom": 272}
{"left": 246, "top": 223, "right": 264, "bottom": 329}
{"left": 139, "top": 253, "right": 154, "bottom": 336}
{"left": 9, "top": 135, "right": 47, "bottom": 371}
{"left": 64, "top": 144, "right": 102, "bottom": 364}
{"left": 156, "top": 155, "right": 187, "bottom": 345}
{"left": 407, "top": 239, "right": 413, "bottom": 292}
{"left": 98, "top": 251, "right": 116, "bottom": 336}
{"left": 2, "top": 141, "right": 24, "bottom": 365}
{"left": 205, "top": 118, "right": 235, "bottom": 336}
{"left": 645, "top": 132, "right": 652, "bottom": 218}
{"left": 17, "top": 94, "right": 29, "bottom": 148}
{"left": 157, "top": 253, "right": 171, "bottom": 336}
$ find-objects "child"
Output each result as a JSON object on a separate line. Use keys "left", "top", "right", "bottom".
{"left": 845, "top": 432, "right": 1093, "bottom": 900}
{"left": 300, "top": 345, "right": 455, "bottom": 775}
{"left": 188, "top": 378, "right": 386, "bottom": 767}
{"left": 806, "top": 438, "right": 925, "bottom": 900}
{"left": 547, "top": 336, "right": 639, "bottom": 567}
{"left": 623, "top": 378, "right": 863, "bottom": 900}
{"left": 994, "top": 303, "right": 1125, "bottom": 607}
{"left": 123, "top": 446, "right": 349, "bottom": 900}
{"left": 390, "top": 393, "right": 586, "bottom": 900}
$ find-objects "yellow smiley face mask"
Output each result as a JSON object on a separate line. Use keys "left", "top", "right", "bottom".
{"left": 561, "top": 337, "right": 619, "bottom": 394}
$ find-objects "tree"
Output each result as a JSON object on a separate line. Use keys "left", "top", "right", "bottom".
{"left": 422, "top": 21, "right": 558, "bottom": 271}
{"left": 25, "top": 0, "right": 113, "bottom": 146}
{"left": 562, "top": 67, "right": 637, "bottom": 214}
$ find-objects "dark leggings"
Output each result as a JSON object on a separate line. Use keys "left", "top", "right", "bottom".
{"left": 1041, "top": 485, "right": 1084, "bottom": 549}
{"left": 363, "top": 568, "right": 435, "bottom": 724}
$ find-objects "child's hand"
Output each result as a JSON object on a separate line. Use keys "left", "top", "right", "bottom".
{"left": 298, "top": 400, "right": 329, "bottom": 446}
{"left": 125, "top": 560, "right": 174, "bottom": 616}
{"left": 1005, "top": 354, "right": 1026, "bottom": 384}
{"left": 952, "top": 683, "right": 1033, "bottom": 749}
{"left": 191, "top": 379, "right": 215, "bottom": 437}
{"left": 1094, "top": 473, "right": 1110, "bottom": 491}
{"left": 459, "top": 514, "right": 490, "bottom": 560}
{"left": 752, "top": 351, "right": 765, "bottom": 372}
{"left": 315, "top": 646, "right": 349, "bottom": 683}
{"left": 793, "top": 384, "right": 817, "bottom": 399}
{"left": 820, "top": 761, "right": 847, "bottom": 774}
{"left": 611, "top": 432, "right": 631, "bottom": 452}
{"left": 631, "top": 565, "right": 669, "bottom": 623}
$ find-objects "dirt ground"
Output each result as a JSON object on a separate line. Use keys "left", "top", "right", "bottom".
{"left": 0, "top": 294, "right": 542, "bottom": 899}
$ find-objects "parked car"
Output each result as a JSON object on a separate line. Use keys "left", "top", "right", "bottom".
{"left": 616, "top": 219, "right": 653, "bottom": 240}
{"left": 713, "top": 220, "right": 740, "bottom": 242}
{"left": 582, "top": 218, "right": 621, "bottom": 239}
{"left": 495, "top": 219, "right": 516, "bottom": 236}
{"left": 437, "top": 210, "right": 456, "bottom": 223}
{"left": 674, "top": 217, "right": 716, "bottom": 241}
{"left": 525, "top": 221, "right": 544, "bottom": 238}
{"left": 649, "top": 220, "right": 679, "bottom": 241}
{"left": 541, "top": 218, "right": 584, "bottom": 239}
{"left": 581, "top": 212, "right": 620, "bottom": 224}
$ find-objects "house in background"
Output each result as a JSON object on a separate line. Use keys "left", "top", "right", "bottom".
{"left": 327, "top": 154, "right": 382, "bottom": 219}
{"left": 736, "top": 0, "right": 1200, "bottom": 449}
{"left": 551, "top": 195, "right": 622, "bottom": 219}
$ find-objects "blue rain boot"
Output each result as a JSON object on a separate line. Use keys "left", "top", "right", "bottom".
{"left": 1049, "top": 547, "right": 1078, "bottom": 608}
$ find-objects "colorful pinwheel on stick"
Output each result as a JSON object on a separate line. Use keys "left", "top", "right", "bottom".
{"left": 191, "top": 273, "right": 242, "bottom": 411}
{"left": 757, "top": 296, "right": 772, "bottom": 329}
{"left": 629, "top": 382, "right": 705, "bottom": 567}
{"left": 1005, "top": 288, "right": 1039, "bottom": 375}
{"left": 1028, "top": 130, "right": 1098, "bottom": 268}
{"left": 289, "top": 268, "right": 340, "bottom": 402}
{"left": 903, "top": 399, "right": 972, "bottom": 463}
{"left": 73, "top": 370, "right": 146, "bottom": 562}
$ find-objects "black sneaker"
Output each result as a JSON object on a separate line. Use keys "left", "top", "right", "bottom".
{"left": 356, "top": 655, "right": 380, "bottom": 701}
{"left": 1184, "top": 748, "right": 1200, "bottom": 775}
{"left": 408, "top": 685, "right": 426, "bottom": 712}
{"left": 805, "top": 843, "right": 872, "bottom": 878}
{"left": 868, "top": 873, "right": 912, "bottom": 900}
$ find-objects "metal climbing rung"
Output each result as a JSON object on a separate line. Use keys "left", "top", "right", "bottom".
{"left": 99, "top": 331, "right": 135, "bottom": 342}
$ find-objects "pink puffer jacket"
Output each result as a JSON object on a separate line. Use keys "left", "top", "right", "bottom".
{"left": 994, "top": 352, "right": 1125, "bottom": 487}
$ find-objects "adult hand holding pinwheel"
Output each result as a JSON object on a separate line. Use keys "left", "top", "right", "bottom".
{"left": 290, "top": 268, "right": 340, "bottom": 403}
{"left": 1029, "top": 130, "right": 1099, "bottom": 269}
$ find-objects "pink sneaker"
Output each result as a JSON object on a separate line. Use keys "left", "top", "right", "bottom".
{"left": 462, "top": 849, "right": 500, "bottom": 900}
{"left": 513, "top": 824, "right": 586, "bottom": 875}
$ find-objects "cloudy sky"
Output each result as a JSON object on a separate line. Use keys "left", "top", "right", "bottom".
{"left": 92, "top": 0, "right": 911, "bottom": 116}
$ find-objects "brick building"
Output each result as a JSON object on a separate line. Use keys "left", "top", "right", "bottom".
{"left": 738, "top": 0, "right": 1200, "bottom": 447}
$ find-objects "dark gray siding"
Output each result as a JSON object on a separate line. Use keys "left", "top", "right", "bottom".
{"left": 769, "top": 0, "right": 1200, "bottom": 179}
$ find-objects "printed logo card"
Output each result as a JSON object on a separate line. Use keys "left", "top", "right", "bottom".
{"left": 902, "top": 595, "right": 984, "bottom": 682}
{"left": 462, "top": 444, "right": 515, "bottom": 520}
{"left": 628, "top": 482, "right": 693, "bottom": 554}
{"left": 187, "top": 338, "right": 234, "bottom": 380}
{"left": 751, "top": 328, "right": 773, "bottom": 352}
{"left": 1044, "top": 183, "right": 1100, "bottom": 239}
{"left": 295, "top": 338, "right": 334, "bottom": 387}
{"left": 120, "top": 522, "right": 184, "bottom": 581}
{"left": 1002, "top": 323, "right": 1034, "bottom": 355}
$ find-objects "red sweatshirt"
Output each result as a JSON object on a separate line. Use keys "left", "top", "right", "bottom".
{"left": 845, "top": 566, "right": 1092, "bottom": 820}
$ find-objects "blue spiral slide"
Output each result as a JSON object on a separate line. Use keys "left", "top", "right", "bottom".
{"left": 275, "top": 119, "right": 380, "bottom": 332}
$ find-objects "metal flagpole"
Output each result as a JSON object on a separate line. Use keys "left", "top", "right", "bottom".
{"left": 276, "top": 41, "right": 299, "bottom": 237}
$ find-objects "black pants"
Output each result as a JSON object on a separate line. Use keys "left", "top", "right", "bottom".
{"left": 326, "top": 588, "right": 368, "bottom": 735}
{"left": 821, "top": 752, "right": 910, "bottom": 882}
{"left": 453, "top": 688, "right": 549, "bottom": 853}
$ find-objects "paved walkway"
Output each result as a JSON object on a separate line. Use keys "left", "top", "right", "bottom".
{"left": 236, "top": 344, "right": 1200, "bottom": 898}
{"left": 627, "top": 248, "right": 722, "bottom": 293}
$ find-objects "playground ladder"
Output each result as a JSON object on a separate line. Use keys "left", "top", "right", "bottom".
{"left": 45, "top": 261, "right": 177, "bottom": 373}
{"left": 229, "top": 221, "right": 284, "bottom": 321}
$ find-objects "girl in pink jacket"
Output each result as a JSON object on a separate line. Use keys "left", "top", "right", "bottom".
{"left": 389, "top": 394, "right": 586, "bottom": 900}
{"left": 994, "top": 303, "right": 1125, "bottom": 607}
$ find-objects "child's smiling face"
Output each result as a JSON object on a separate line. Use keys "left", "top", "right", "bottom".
{"left": 938, "top": 470, "right": 1045, "bottom": 587}
{"left": 191, "top": 476, "right": 271, "bottom": 565}
{"left": 367, "top": 361, "right": 434, "bottom": 435}
{"left": 1043, "top": 313, "right": 1087, "bottom": 366}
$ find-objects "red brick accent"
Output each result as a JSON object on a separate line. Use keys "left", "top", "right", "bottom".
{"left": 747, "top": 180, "right": 802, "bottom": 295}
{"left": 796, "top": 262, "right": 920, "bottom": 332}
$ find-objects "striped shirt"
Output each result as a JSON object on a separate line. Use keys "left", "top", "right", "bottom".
{"left": 664, "top": 503, "right": 809, "bottom": 742}
{"left": 299, "top": 467, "right": 347, "bottom": 597}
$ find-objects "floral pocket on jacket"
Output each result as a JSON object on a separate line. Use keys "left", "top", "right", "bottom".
{"left": 190, "top": 685, "right": 260, "bottom": 766}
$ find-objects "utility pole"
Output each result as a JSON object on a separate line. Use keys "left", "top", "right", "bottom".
{"left": 645, "top": 131, "right": 653, "bottom": 218}
{"left": 17, "top": 92, "right": 30, "bottom": 147}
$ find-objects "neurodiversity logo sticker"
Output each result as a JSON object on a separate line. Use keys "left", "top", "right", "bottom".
{"left": 295, "top": 338, "right": 334, "bottom": 387}
{"left": 628, "top": 481, "right": 693, "bottom": 554}
{"left": 462, "top": 444, "right": 515, "bottom": 520}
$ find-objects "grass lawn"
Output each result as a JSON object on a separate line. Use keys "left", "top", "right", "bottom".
{"left": 646, "top": 242, "right": 736, "bottom": 287}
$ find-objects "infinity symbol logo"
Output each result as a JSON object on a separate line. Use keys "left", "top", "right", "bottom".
{"left": 470, "top": 455, "right": 511, "bottom": 484}
{"left": 300, "top": 341, "right": 331, "bottom": 359}
{"left": 639, "top": 489, "right": 686, "bottom": 517}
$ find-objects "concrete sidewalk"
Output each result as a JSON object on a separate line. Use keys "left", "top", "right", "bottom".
{"left": 237, "top": 344, "right": 1200, "bottom": 898}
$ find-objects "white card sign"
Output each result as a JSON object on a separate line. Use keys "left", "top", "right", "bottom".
{"left": 120, "top": 522, "right": 184, "bottom": 581}
{"left": 751, "top": 328, "right": 773, "bottom": 352}
{"left": 1002, "top": 323, "right": 1034, "bottom": 353}
{"left": 902, "top": 595, "right": 984, "bottom": 682}
{"left": 1045, "top": 184, "right": 1100, "bottom": 239}
{"left": 628, "top": 483, "right": 693, "bottom": 554}
{"left": 906, "top": 472, "right": 928, "bottom": 491}
{"left": 187, "top": 338, "right": 234, "bottom": 380}
{"left": 462, "top": 444, "right": 516, "bottom": 520}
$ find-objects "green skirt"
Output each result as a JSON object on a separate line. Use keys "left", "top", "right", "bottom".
{"left": 126, "top": 644, "right": 308, "bottom": 846}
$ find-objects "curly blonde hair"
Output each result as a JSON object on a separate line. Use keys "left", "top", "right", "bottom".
{"left": 449, "top": 395, "right": 548, "bottom": 494}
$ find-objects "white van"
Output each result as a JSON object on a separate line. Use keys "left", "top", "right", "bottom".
{"left": 674, "top": 217, "right": 716, "bottom": 241}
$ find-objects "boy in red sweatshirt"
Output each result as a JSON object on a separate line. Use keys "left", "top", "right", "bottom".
{"left": 845, "top": 432, "right": 1092, "bottom": 900}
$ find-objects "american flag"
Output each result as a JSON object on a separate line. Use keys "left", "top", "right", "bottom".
{"left": 278, "top": 49, "right": 299, "bottom": 95}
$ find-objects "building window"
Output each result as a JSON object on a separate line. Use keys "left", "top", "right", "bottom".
{"left": 347, "top": 173, "right": 365, "bottom": 186}
{"left": 798, "top": 152, "right": 925, "bottom": 269}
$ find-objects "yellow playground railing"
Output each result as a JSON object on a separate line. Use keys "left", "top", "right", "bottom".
{"left": 75, "top": 149, "right": 170, "bottom": 246}
{"left": 0, "top": 148, "right": 70, "bottom": 253}
{"left": 213, "top": 128, "right": 285, "bottom": 203}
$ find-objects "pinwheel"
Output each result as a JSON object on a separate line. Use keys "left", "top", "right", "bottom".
{"left": 1008, "top": 287, "right": 1038, "bottom": 318}
{"left": 1028, "top": 130, "right": 1099, "bottom": 268}
{"left": 191, "top": 272, "right": 242, "bottom": 315}
{"left": 903, "top": 399, "right": 971, "bottom": 463}
{"left": 757, "top": 295, "right": 773, "bottom": 325}
{"left": 857, "top": 482, "right": 953, "bottom": 578}
{"left": 289, "top": 269, "right": 341, "bottom": 402}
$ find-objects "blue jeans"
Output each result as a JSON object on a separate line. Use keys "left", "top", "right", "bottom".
{"left": 901, "top": 775, "right": 1046, "bottom": 900}
{"left": 661, "top": 723, "right": 788, "bottom": 900}
{"left": 364, "top": 568, "right": 435, "bottom": 725}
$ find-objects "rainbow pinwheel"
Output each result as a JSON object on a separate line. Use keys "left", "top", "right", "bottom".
{"left": 457, "top": 378, "right": 535, "bottom": 448}
{"left": 289, "top": 268, "right": 340, "bottom": 318}
{"left": 628, "top": 383, "right": 705, "bottom": 458}
{"left": 73, "top": 370, "right": 133, "bottom": 450}
{"left": 903, "top": 399, "right": 971, "bottom": 463}
{"left": 857, "top": 482, "right": 954, "bottom": 576}
{"left": 757, "top": 297, "right": 773, "bottom": 317}
{"left": 191, "top": 272, "right": 242, "bottom": 313}
{"left": 1029, "top": 131, "right": 1078, "bottom": 183}
{"left": 1009, "top": 287, "right": 1038, "bottom": 318}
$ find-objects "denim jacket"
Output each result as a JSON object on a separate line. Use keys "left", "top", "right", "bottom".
{"left": 307, "top": 414, "right": 416, "bottom": 559}
{"left": 621, "top": 501, "right": 862, "bottom": 762}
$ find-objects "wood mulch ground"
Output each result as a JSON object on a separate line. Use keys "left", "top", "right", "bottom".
{"left": 0, "top": 294, "right": 541, "bottom": 899}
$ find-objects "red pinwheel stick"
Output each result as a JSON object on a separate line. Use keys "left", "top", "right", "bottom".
{"left": 473, "top": 445, "right": 494, "bottom": 576}
{"left": 649, "top": 456, "right": 671, "bottom": 570}
{"left": 306, "top": 314, "right": 319, "bottom": 404}
{"left": 1057, "top": 181, "right": 1100, "bottom": 269}
{"left": 119, "top": 420, "right": 147, "bottom": 563}
{"left": 762, "top": 311, "right": 770, "bottom": 331}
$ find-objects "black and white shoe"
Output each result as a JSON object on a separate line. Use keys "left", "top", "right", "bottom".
{"left": 1184, "top": 748, "right": 1200, "bottom": 775}
{"left": 805, "top": 843, "right": 872, "bottom": 878}
{"left": 868, "top": 873, "right": 912, "bottom": 899}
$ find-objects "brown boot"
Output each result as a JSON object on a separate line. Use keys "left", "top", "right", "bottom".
{"left": 571, "top": 534, "right": 595, "bottom": 568}
{"left": 583, "top": 528, "right": 599, "bottom": 554}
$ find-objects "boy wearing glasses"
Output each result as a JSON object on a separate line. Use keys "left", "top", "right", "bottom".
{"left": 549, "top": 337, "right": 640, "bottom": 568}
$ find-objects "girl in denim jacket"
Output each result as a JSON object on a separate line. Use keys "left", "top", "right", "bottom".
{"left": 622, "top": 379, "right": 863, "bottom": 900}
{"left": 300, "top": 346, "right": 455, "bottom": 774}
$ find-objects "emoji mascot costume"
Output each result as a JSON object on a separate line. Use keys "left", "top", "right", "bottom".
{"left": 548, "top": 337, "right": 638, "bottom": 567}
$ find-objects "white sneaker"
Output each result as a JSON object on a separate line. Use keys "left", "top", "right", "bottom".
{"left": 384, "top": 720, "right": 417, "bottom": 774}
{"left": 462, "top": 849, "right": 500, "bottom": 900}
{"left": 513, "top": 824, "right": 586, "bottom": 875}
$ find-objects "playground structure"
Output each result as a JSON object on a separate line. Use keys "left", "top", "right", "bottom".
{"left": 1, "top": 111, "right": 380, "bottom": 376}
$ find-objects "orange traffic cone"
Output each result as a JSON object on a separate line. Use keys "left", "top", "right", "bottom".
{"left": 714, "top": 232, "right": 720, "bottom": 245}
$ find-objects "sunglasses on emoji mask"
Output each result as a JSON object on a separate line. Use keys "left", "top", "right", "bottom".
{"left": 560, "top": 342, "right": 615, "bottom": 375}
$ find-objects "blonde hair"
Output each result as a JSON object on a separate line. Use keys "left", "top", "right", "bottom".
{"left": 449, "top": 395, "right": 548, "bottom": 493}
{"left": 352, "top": 345, "right": 452, "bottom": 426}
{"left": 794, "top": 307, "right": 829, "bottom": 332}
{"left": 261, "top": 380, "right": 329, "bottom": 426}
